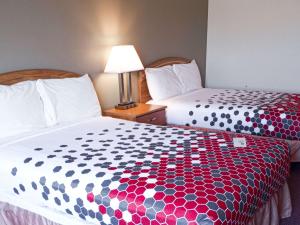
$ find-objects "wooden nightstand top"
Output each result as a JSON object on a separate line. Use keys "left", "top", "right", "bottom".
{"left": 103, "top": 103, "right": 167, "bottom": 121}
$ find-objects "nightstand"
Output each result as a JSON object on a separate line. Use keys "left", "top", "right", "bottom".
{"left": 103, "top": 103, "right": 167, "bottom": 126}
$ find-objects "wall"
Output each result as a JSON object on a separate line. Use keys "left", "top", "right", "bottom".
{"left": 206, "top": 0, "right": 300, "bottom": 93}
{"left": 0, "top": 0, "right": 208, "bottom": 109}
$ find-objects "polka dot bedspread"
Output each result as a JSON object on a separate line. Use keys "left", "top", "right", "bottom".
{"left": 0, "top": 117, "right": 290, "bottom": 225}
{"left": 149, "top": 88, "right": 300, "bottom": 141}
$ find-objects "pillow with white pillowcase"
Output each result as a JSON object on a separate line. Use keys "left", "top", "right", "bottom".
{"left": 145, "top": 65, "right": 182, "bottom": 101}
{"left": 0, "top": 81, "right": 47, "bottom": 138}
{"left": 36, "top": 74, "right": 101, "bottom": 126}
{"left": 173, "top": 59, "right": 203, "bottom": 93}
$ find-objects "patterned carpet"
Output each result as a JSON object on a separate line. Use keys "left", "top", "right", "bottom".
{"left": 280, "top": 163, "right": 300, "bottom": 225}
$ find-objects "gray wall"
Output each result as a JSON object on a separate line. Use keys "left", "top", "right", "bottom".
{"left": 206, "top": 0, "right": 300, "bottom": 93}
{"left": 0, "top": 0, "right": 208, "bottom": 109}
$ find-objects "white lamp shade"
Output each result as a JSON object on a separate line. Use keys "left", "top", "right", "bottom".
{"left": 104, "top": 45, "right": 144, "bottom": 73}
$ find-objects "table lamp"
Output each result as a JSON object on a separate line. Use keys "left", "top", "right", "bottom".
{"left": 105, "top": 45, "right": 144, "bottom": 109}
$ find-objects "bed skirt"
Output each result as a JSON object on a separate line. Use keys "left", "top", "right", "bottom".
{"left": 289, "top": 140, "right": 300, "bottom": 162}
{"left": 248, "top": 182, "right": 291, "bottom": 225}
{"left": 0, "top": 183, "right": 291, "bottom": 225}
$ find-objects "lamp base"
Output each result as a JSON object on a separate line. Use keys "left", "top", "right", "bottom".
{"left": 115, "top": 102, "right": 137, "bottom": 110}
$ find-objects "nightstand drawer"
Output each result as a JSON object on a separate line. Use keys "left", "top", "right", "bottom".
{"left": 136, "top": 110, "right": 166, "bottom": 125}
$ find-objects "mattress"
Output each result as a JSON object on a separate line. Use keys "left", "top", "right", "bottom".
{"left": 149, "top": 88, "right": 300, "bottom": 141}
{"left": 0, "top": 117, "right": 290, "bottom": 224}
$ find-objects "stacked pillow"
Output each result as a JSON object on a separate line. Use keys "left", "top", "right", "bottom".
{"left": 37, "top": 74, "right": 101, "bottom": 126}
{"left": 145, "top": 65, "right": 182, "bottom": 101}
{"left": 0, "top": 81, "right": 47, "bottom": 138}
{"left": 145, "top": 60, "right": 203, "bottom": 101}
{"left": 0, "top": 74, "right": 101, "bottom": 139}
{"left": 0, "top": 60, "right": 201, "bottom": 138}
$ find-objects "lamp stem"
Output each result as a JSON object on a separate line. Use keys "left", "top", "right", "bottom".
{"left": 118, "top": 73, "right": 125, "bottom": 104}
{"left": 127, "top": 72, "right": 133, "bottom": 102}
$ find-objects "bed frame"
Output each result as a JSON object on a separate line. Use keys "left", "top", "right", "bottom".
{"left": 138, "top": 57, "right": 191, "bottom": 103}
{"left": 0, "top": 69, "right": 81, "bottom": 85}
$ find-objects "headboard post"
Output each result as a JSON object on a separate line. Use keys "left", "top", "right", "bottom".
{"left": 138, "top": 57, "right": 191, "bottom": 103}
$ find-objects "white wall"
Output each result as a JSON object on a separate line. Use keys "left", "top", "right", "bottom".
{"left": 206, "top": 0, "right": 300, "bottom": 93}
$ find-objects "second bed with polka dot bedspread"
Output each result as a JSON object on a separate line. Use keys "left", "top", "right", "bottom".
{"left": 149, "top": 88, "right": 300, "bottom": 141}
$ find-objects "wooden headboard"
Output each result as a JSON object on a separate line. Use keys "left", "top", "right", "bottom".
{"left": 138, "top": 57, "right": 191, "bottom": 103}
{"left": 0, "top": 69, "right": 81, "bottom": 85}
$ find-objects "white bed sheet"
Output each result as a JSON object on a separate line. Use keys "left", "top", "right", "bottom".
{"left": 147, "top": 88, "right": 288, "bottom": 129}
{"left": 149, "top": 88, "right": 300, "bottom": 161}
{"left": 0, "top": 116, "right": 292, "bottom": 225}
{"left": 148, "top": 88, "right": 219, "bottom": 126}
{"left": 0, "top": 117, "right": 104, "bottom": 225}
{"left": 1, "top": 117, "right": 219, "bottom": 225}
{"left": 0, "top": 119, "right": 96, "bottom": 147}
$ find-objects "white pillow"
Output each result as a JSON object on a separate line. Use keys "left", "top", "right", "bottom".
{"left": 0, "top": 81, "right": 47, "bottom": 138}
{"left": 36, "top": 74, "right": 101, "bottom": 126}
{"left": 145, "top": 65, "right": 182, "bottom": 101}
{"left": 173, "top": 60, "right": 203, "bottom": 93}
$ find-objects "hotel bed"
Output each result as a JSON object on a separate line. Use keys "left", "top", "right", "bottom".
{"left": 139, "top": 57, "right": 300, "bottom": 161}
{"left": 0, "top": 69, "right": 292, "bottom": 225}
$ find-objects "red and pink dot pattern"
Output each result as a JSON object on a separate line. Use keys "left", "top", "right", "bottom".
{"left": 86, "top": 132, "right": 289, "bottom": 224}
